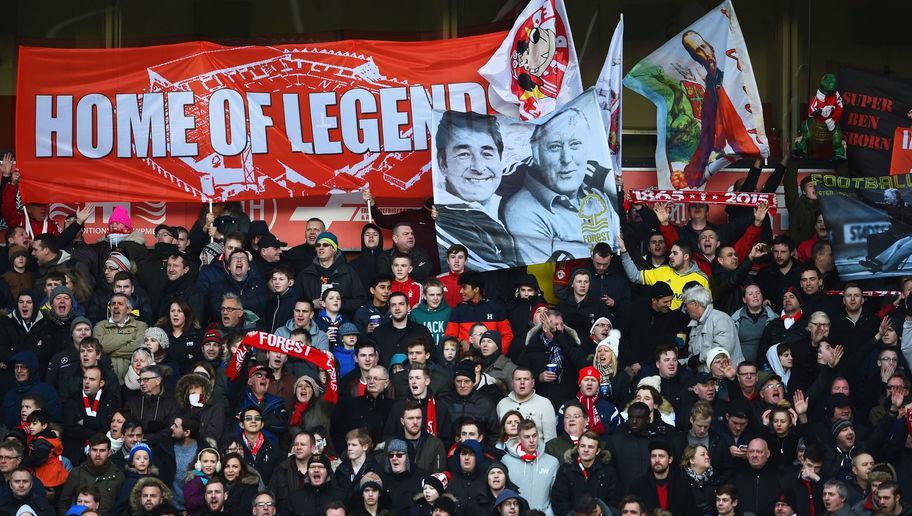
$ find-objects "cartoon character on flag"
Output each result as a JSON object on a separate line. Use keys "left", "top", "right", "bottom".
{"left": 481, "top": 0, "right": 582, "bottom": 121}
{"left": 624, "top": 1, "right": 768, "bottom": 189}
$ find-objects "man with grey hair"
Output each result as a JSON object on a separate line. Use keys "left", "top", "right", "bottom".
{"left": 683, "top": 285, "right": 743, "bottom": 371}
{"left": 788, "top": 310, "right": 831, "bottom": 389}
{"left": 504, "top": 107, "right": 620, "bottom": 264}
{"left": 124, "top": 364, "right": 179, "bottom": 438}
{"left": 822, "top": 479, "right": 852, "bottom": 515}
{"left": 93, "top": 292, "right": 148, "bottom": 378}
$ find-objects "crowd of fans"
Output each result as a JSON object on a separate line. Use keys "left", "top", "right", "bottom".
{"left": 0, "top": 156, "right": 911, "bottom": 516}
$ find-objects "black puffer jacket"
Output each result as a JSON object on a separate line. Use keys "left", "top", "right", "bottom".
{"left": 296, "top": 253, "right": 367, "bottom": 316}
{"left": 440, "top": 389, "right": 499, "bottom": 448}
{"left": 551, "top": 448, "right": 621, "bottom": 516}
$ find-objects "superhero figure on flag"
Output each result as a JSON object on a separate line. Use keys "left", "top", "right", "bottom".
{"left": 679, "top": 30, "right": 761, "bottom": 188}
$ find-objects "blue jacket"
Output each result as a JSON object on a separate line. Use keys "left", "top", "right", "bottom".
{"left": 2, "top": 351, "right": 62, "bottom": 427}
{"left": 332, "top": 346, "right": 357, "bottom": 378}
{"left": 236, "top": 388, "right": 288, "bottom": 443}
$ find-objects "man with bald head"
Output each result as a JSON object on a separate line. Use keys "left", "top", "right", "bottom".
{"left": 733, "top": 438, "right": 780, "bottom": 515}
{"left": 679, "top": 29, "right": 761, "bottom": 188}
{"left": 846, "top": 453, "right": 875, "bottom": 506}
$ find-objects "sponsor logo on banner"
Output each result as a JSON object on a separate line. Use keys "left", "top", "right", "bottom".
{"left": 843, "top": 222, "right": 892, "bottom": 244}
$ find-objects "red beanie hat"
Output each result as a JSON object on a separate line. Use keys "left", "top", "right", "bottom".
{"left": 578, "top": 366, "right": 601, "bottom": 384}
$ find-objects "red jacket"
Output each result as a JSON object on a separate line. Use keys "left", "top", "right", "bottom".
{"left": 444, "top": 298, "right": 514, "bottom": 354}
{"left": 659, "top": 223, "right": 762, "bottom": 277}
{"left": 1, "top": 182, "right": 60, "bottom": 236}
{"left": 391, "top": 278, "right": 422, "bottom": 309}
{"left": 436, "top": 271, "right": 462, "bottom": 309}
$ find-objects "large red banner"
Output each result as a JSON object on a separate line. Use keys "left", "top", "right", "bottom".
{"left": 15, "top": 34, "right": 504, "bottom": 204}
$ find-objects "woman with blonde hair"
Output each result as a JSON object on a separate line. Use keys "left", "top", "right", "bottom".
{"left": 123, "top": 347, "right": 155, "bottom": 401}
{"left": 680, "top": 444, "right": 718, "bottom": 515}
{"left": 592, "top": 329, "right": 631, "bottom": 403}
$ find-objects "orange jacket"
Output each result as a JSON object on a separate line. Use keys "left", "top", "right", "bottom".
{"left": 29, "top": 435, "right": 68, "bottom": 488}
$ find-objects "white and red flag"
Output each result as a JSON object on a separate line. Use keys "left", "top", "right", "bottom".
{"left": 595, "top": 15, "right": 624, "bottom": 176}
{"left": 479, "top": 0, "right": 583, "bottom": 121}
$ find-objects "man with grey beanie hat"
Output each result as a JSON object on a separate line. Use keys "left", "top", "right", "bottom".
{"left": 383, "top": 438, "right": 425, "bottom": 515}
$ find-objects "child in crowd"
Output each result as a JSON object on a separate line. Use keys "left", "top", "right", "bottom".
{"left": 317, "top": 288, "right": 349, "bottom": 347}
{"left": 264, "top": 265, "right": 298, "bottom": 333}
{"left": 390, "top": 252, "right": 422, "bottom": 309}
{"left": 333, "top": 428, "right": 381, "bottom": 496}
{"left": 19, "top": 394, "right": 43, "bottom": 433}
{"left": 438, "top": 336, "right": 460, "bottom": 378}
{"left": 333, "top": 322, "right": 360, "bottom": 377}
{"left": 23, "top": 410, "right": 68, "bottom": 495}
{"left": 2, "top": 245, "right": 34, "bottom": 300}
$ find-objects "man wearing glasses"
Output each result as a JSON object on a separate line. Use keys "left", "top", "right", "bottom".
{"left": 252, "top": 490, "right": 278, "bottom": 516}
{"left": 236, "top": 365, "right": 288, "bottom": 444}
{"left": 788, "top": 311, "right": 832, "bottom": 391}
{"left": 125, "top": 364, "right": 178, "bottom": 439}
{"left": 297, "top": 231, "right": 367, "bottom": 317}
{"left": 751, "top": 373, "right": 786, "bottom": 425}
{"left": 210, "top": 250, "right": 267, "bottom": 322}
{"left": 333, "top": 365, "right": 393, "bottom": 453}
{"left": 216, "top": 293, "right": 249, "bottom": 335}
{"left": 238, "top": 407, "right": 280, "bottom": 484}
{"left": 383, "top": 438, "right": 423, "bottom": 515}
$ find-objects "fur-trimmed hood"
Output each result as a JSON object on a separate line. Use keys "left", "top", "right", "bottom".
{"left": 129, "top": 476, "right": 173, "bottom": 513}
{"left": 413, "top": 491, "right": 457, "bottom": 503}
{"left": 127, "top": 464, "right": 160, "bottom": 477}
{"left": 562, "top": 447, "right": 613, "bottom": 465}
{"left": 175, "top": 373, "right": 215, "bottom": 410}
{"left": 228, "top": 470, "right": 261, "bottom": 488}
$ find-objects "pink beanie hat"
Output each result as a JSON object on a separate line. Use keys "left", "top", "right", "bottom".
{"left": 108, "top": 206, "right": 133, "bottom": 232}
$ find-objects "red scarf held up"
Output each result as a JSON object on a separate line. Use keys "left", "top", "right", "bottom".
{"left": 233, "top": 331, "right": 339, "bottom": 403}
{"left": 425, "top": 397, "right": 438, "bottom": 436}
{"left": 576, "top": 392, "right": 605, "bottom": 434}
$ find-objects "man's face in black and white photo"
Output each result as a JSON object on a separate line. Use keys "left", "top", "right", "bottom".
{"left": 532, "top": 110, "right": 589, "bottom": 197}
{"left": 439, "top": 126, "right": 503, "bottom": 203}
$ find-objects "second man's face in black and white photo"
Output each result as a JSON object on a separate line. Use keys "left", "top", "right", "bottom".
{"left": 531, "top": 110, "right": 589, "bottom": 197}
